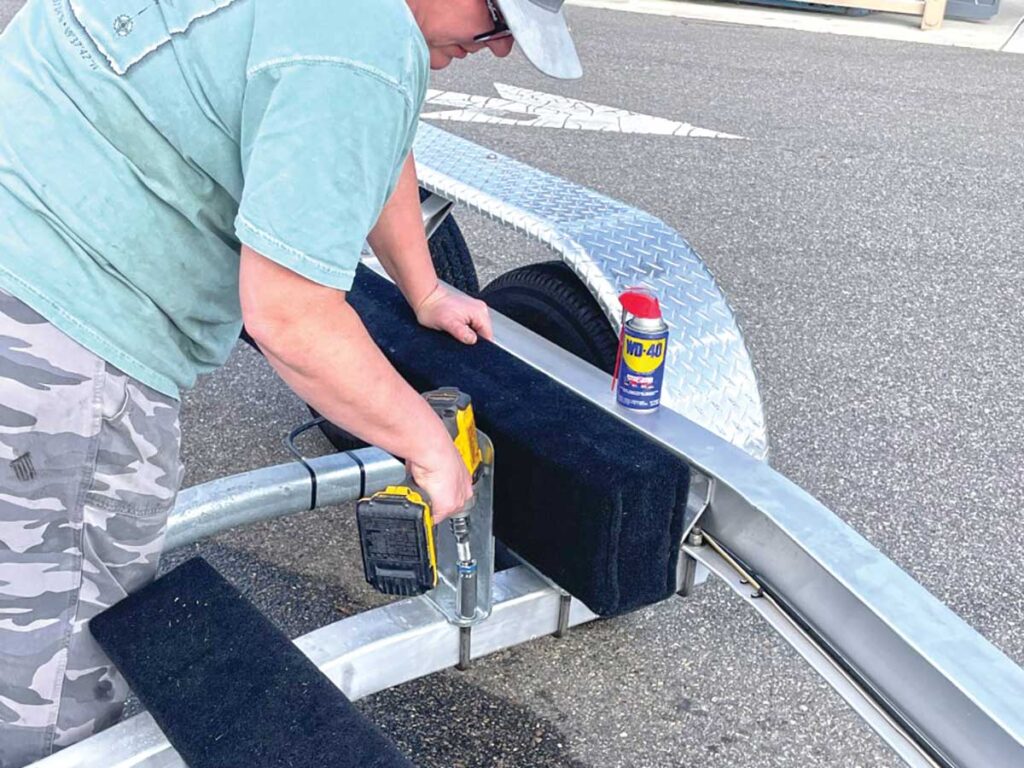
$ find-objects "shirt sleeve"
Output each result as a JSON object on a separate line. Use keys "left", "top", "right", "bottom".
{"left": 235, "top": 60, "right": 418, "bottom": 291}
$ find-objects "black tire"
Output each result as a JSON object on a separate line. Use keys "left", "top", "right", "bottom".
{"left": 421, "top": 189, "right": 480, "bottom": 297}
{"left": 481, "top": 261, "right": 619, "bottom": 374}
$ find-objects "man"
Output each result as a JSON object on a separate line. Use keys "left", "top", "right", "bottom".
{"left": 0, "top": 0, "right": 582, "bottom": 763}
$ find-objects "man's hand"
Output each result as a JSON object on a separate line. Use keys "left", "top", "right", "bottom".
{"left": 406, "top": 443, "right": 474, "bottom": 522}
{"left": 415, "top": 284, "right": 494, "bottom": 345}
{"left": 367, "top": 153, "right": 492, "bottom": 346}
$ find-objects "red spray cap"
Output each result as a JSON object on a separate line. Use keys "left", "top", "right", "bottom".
{"left": 619, "top": 288, "right": 662, "bottom": 319}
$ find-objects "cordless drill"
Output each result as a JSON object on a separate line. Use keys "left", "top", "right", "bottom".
{"left": 356, "top": 388, "right": 481, "bottom": 608}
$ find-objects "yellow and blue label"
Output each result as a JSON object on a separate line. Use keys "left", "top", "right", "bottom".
{"left": 622, "top": 335, "right": 667, "bottom": 374}
{"left": 616, "top": 328, "right": 668, "bottom": 411}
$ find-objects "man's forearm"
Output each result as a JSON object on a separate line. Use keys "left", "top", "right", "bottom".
{"left": 260, "top": 302, "right": 450, "bottom": 464}
{"left": 239, "top": 247, "right": 451, "bottom": 467}
{"left": 367, "top": 151, "right": 439, "bottom": 312}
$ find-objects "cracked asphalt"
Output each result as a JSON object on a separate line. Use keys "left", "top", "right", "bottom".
{"left": 3, "top": 1, "right": 1022, "bottom": 766}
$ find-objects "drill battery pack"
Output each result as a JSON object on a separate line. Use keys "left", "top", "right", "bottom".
{"left": 356, "top": 486, "right": 438, "bottom": 596}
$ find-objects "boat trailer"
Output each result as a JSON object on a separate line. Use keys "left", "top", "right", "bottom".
{"left": 34, "top": 124, "right": 1024, "bottom": 768}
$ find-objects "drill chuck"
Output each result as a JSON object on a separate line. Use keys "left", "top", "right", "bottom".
{"left": 451, "top": 514, "right": 472, "bottom": 561}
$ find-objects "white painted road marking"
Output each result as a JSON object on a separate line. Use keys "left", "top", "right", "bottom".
{"left": 422, "top": 82, "right": 746, "bottom": 139}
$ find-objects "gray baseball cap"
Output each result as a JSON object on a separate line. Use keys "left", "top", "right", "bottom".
{"left": 494, "top": 0, "right": 583, "bottom": 79}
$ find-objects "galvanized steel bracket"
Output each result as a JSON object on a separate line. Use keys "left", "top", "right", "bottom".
{"left": 425, "top": 432, "right": 495, "bottom": 626}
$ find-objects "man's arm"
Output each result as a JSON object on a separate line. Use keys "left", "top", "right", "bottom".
{"left": 238, "top": 245, "right": 472, "bottom": 521}
{"left": 366, "top": 152, "right": 438, "bottom": 311}
{"left": 367, "top": 152, "right": 493, "bottom": 343}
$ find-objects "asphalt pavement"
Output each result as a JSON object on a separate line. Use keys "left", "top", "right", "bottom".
{"left": 2, "top": 1, "right": 1022, "bottom": 766}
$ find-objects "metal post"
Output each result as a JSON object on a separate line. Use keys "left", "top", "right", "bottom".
{"left": 676, "top": 527, "right": 704, "bottom": 598}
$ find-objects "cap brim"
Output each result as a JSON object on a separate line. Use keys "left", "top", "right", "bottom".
{"left": 496, "top": 0, "right": 582, "bottom": 79}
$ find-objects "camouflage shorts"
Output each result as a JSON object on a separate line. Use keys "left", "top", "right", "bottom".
{"left": 0, "top": 290, "right": 182, "bottom": 768}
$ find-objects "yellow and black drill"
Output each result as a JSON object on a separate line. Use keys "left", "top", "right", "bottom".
{"left": 356, "top": 387, "right": 482, "bottom": 617}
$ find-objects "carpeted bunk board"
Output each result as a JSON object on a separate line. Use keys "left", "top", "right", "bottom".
{"left": 349, "top": 265, "right": 690, "bottom": 617}
{"left": 91, "top": 557, "right": 415, "bottom": 768}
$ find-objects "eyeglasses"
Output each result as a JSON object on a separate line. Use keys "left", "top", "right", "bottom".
{"left": 473, "top": 0, "right": 513, "bottom": 43}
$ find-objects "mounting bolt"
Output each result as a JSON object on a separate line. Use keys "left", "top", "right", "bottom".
{"left": 457, "top": 626, "right": 472, "bottom": 671}
{"left": 687, "top": 527, "right": 704, "bottom": 547}
{"left": 554, "top": 593, "right": 572, "bottom": 639}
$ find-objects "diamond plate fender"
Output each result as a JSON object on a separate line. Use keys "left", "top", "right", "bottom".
{"left": 413, "top": 122, "right": 768, "bottom": 460}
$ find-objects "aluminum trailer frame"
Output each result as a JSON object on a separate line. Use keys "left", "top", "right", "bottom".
{"left": 34, "top": 125, "right": 1024, "bottom": 767}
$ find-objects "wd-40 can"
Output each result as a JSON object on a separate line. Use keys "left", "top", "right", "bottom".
{"left": 613, "top": 288, "right": 669, "bottom": 412}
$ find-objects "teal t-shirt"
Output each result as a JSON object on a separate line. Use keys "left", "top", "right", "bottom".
{"left": 0, "top": 0, "right": 428, "bottom": 398}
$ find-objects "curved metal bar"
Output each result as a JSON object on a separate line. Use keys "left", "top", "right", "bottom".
{"left": 165, "top": 447, "right": 406, "bottom": 550}
{"left": 413, "top": 122, "right": 769, "bottom": 461}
